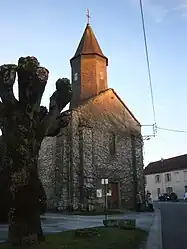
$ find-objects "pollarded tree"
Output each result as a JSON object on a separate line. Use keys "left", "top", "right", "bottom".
{"left": 0, "top": 56, "right": 72, "bottom": 247}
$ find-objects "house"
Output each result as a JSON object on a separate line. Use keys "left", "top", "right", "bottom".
{"left": 144, "top": 154, "right": 187, "bottom": 200}
{"left": 38, "top": 21, "right": 145, "bottom": 211}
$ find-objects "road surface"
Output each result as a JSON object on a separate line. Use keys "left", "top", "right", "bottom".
{"left": 158, "top": 202, "right": 187, "bottom": 249}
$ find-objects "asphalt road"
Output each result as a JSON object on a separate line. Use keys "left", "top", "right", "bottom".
{"left": 158, "top": 202, "right": 187, "bottom": 249}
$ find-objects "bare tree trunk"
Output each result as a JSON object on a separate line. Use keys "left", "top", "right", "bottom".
{"left": 6, "top": 121, "right": 44, "bottom": 246}
{"left": 8, "top": 167, "right": 45, "bottom": 247}
{"left": 8, "top": 191, "right": 45, "bottom": 247}
{"left": 8, "top": 209, "right": 40, "bottom": 246}
{"left": 0, "top": 57, "right": 72, "bottom": 248}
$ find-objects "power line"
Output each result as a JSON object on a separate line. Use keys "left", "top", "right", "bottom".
{"left": 157, "top": 126, "right": 187, "bottom": 134}
{"left": 139, "top": 0, "right": 157, "bottom": 127}
{"left": 139, "top": 2, "right": 187, "bottom": 138}
{"left": 142, "top": 124, "right": 187, "bottom": 138}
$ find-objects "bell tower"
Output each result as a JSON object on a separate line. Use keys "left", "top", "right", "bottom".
{"left": 70, "top": 11, "right": 108, "bottom": 108}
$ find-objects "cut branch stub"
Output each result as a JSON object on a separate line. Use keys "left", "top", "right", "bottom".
{"left": 38, "top": 106, "right": 48, "bottom": 122}
{"left": 0, "top": 101, "right": 5, "bottom": 117}
{"left": 17, "top": 56, "right": 49, "bottom": 108}
{"left": 43, "top": 78, "right": 72, "bottom": 136}
{"left": 49, "top": 78, "right": 72, "bottom": 112}
{"left": 0, "top": 64, "right": 18, "bottom": 105}
{"left": 58, "top": 111, "right": 71, "bottom": 128}
{"left": 46, "top": 111, "right": 71, "bottom": 136}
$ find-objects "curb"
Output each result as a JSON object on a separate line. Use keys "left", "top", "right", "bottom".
{"left": 145, "top": 209, "right": 162, "bottom": 249}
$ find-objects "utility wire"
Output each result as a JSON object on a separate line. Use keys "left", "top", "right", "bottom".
{"left": 157, "top": 126, "right": 187, "bottom": 134}
{"left": 139, "top": 2, "right": 186, "bottom": 137}
{"left": 139, "top": 0, "right": 157, "bottom": 128}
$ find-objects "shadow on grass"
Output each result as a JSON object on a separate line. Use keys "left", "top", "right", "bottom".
{"left": 0, "top": 227, "right": 148, "bottom": 249}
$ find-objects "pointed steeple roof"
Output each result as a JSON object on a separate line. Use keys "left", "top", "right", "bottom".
{"left": 70, "top": 24, "right": 108, "bottom": 65}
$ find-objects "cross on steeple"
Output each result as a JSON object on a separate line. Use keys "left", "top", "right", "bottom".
{"left": 86, "top": 9, "right": 91, "bottom": 24}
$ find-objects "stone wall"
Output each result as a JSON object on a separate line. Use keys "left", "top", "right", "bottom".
{"left": 38, "top": 137, "right": 56, "bottom": 209}
{"left": 135, "top": 135, "right": 145, "bottom": 199}
{"left": 53, "top": 129, "right": 70, "bottom": 211}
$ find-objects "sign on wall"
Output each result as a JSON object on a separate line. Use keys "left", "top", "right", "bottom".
{"left": 96, "top": 189, "right": 102, "bottom": 198}
{"left": 101, "top": 179, "right": 108, "bottom": 185}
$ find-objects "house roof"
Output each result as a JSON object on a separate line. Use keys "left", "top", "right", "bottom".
{"left": 70, "top": 24, "right": 108, "bottom": 64}
{"left": 70, "top": 88, "right": 141, "bottom": 126}
{"left": 144, "top": 154, "right": 187, "bottom": 175}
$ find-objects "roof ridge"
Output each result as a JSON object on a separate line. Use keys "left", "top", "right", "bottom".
{"left": 148, "top": 153, "right": 187, "bottom": 165}
{"left": 145, "top": 154, "right": 187, "bottom": 175}
{"left": 110, "top": 89, "right": 140, "bottom": 125}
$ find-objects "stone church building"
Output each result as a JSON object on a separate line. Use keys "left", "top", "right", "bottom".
{"left": 38, "top": 22, "right": 145, "bottom": 211}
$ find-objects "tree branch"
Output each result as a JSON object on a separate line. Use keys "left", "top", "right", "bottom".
{"left": 0, "top": 101, "right": 7, "bottom": 135}
{"left": 0, "top": 101, "right": 5, "bottom": 114}
{"left": 42, "top": 78, "right": 72, "bottom": 136}
{"left": 17, "top": 56, "right": 49, "bottom": 110}
{"left": 51, "top": 78, "right": 72, "bottom": 112}
{"left": 0, "top": 64, "right": 18, "bottom": 106}
{"left": 45, "top": 111, "right": 71, "bottom": 137}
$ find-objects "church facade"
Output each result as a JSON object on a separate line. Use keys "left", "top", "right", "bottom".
{"left": 38, "top": 23, "right": 145, "bottom": 211}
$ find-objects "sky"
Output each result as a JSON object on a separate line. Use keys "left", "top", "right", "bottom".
{"left": 1, "top": 0, "right": 187, "bottom": 166}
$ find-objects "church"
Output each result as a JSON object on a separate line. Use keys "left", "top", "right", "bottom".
{"left": 38, "top": 20, "right": 145, "bottom": 212}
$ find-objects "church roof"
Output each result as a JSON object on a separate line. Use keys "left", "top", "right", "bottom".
{"left": 70, "top": 24, "right": 108, "bottom": 63}
{"left": 70, "top": 88, "right": 141, "bottom": 125}
{"left": 111, "top": 89, "right": 141, "bottom": 125}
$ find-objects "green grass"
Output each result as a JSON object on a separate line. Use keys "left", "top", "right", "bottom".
{"left": 0, "top": 227, "right": 148, "bottom": 249}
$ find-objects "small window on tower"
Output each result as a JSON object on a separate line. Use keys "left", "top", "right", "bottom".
{"left": 74, "top": 73, "right": 78, "bottom": 81}
{"left": 100, "top": 72, "right": 104, "bottom": 80}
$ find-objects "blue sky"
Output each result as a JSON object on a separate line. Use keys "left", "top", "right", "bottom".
{"left": 1, "top": 0, "right": 187, "bottom": 166}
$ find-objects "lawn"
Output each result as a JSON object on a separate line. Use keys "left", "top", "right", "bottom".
{"left": 0, "top": 227, "right": 148, "bottom": 249}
